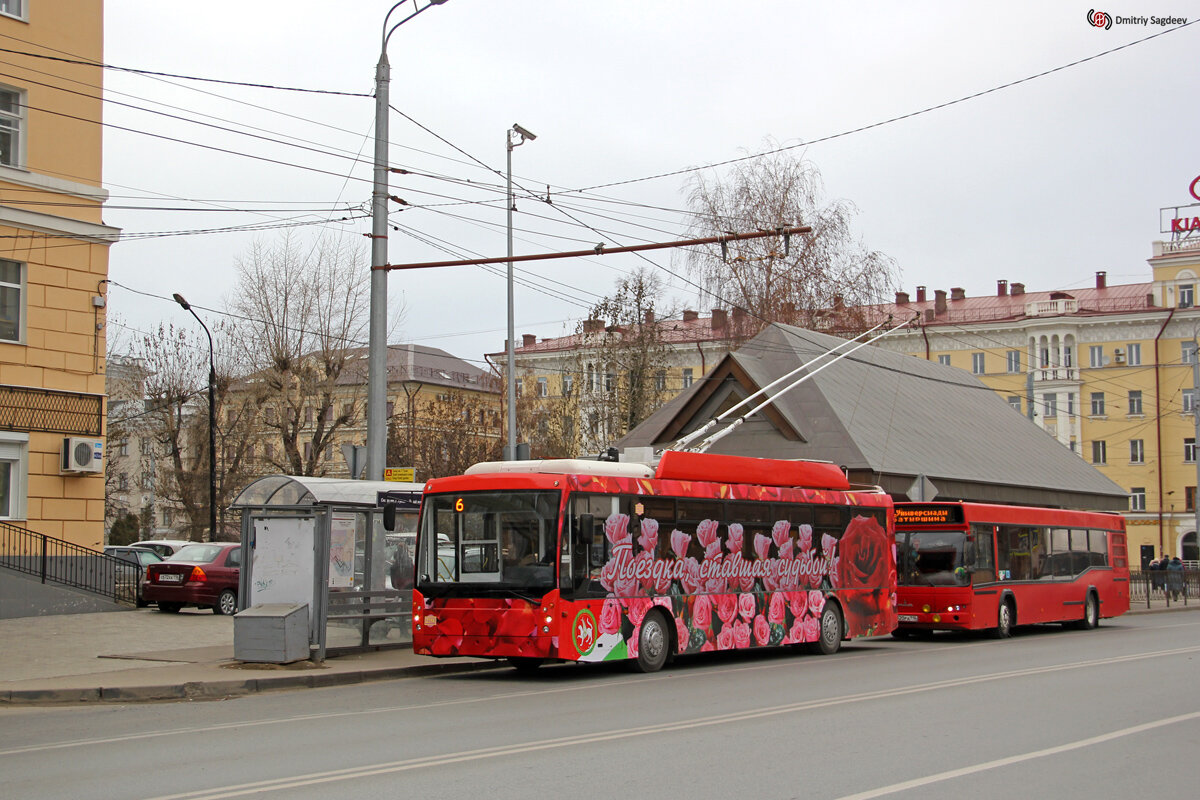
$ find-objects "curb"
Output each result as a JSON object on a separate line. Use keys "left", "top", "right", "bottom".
{"left": 0, "top": 658, "right": 503, "bottom": 706}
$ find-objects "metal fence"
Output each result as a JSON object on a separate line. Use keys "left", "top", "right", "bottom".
{"left": 0, "top": 521, "right": 138, "bottom": 605}
{"left": 1129, "top": 569, "right": 1200, "bottom": 608}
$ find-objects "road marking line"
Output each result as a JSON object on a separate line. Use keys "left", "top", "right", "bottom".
{"left": 135, "top": 645, "right": 1200, "bottom": 800}
{"left": 834, "top": 710, "right": 1200, "bottom": 800}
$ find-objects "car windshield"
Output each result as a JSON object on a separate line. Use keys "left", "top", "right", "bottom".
{"left": 417, "top": 490, "right": 560, "bottom": 597}
{"left": 897, "top": 530, "right": 970, "bottom": 586}
{"left": 169, "top": 544, "right": 225, "bottom": 563}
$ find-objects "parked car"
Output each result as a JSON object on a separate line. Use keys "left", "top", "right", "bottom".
{"left": 130, "top": 539, "right": 191, "bottom": 559}
{"left": 142, "top": 542, "right": 242, "bottom": 615}
{"left": 103, "top": 545, "right": 163, "bottom": 607}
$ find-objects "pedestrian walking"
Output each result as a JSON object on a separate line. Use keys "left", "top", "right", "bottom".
{"left": 1150, "top": 557, "right": 1164, "bottom": 596}
{"left": 1168, "top": 556, "right": 1184, "bottom": 601}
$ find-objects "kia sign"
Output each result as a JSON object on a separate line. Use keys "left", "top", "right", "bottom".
{"left": 1160, "top": 175, "right": 1200, "bottom": 234}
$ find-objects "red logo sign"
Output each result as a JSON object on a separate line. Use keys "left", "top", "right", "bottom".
{"left": 572, "top": 609, "right": 597, "bottom": 656}
{"left": 1087, "top": 9, "right": 1113, "bottom": 29}
{"left": 1191, "top": 175, "right": 1200, "bottom": 202}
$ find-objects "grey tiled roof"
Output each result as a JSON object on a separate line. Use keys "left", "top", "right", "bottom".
{"left": 619, "top": 323, "right": 1128, "bottom": 510}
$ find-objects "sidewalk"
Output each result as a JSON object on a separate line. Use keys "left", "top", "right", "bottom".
{"left": 1, "top": 599, "right": 1193, "bottom": 706}
{"left": 0, "top": 608, "right": 497, "bottom": 705}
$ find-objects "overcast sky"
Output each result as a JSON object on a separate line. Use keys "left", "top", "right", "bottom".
{"left": 96, "top": 1, "right": 1200, "bottom": 370}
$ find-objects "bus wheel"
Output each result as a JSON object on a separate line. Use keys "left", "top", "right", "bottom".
{"left": 632, "top": 610, "right": 670, "bottom": 673}
{"left": 891, "top": 628, "right": 913, "bottom": 639}
{"left": 1074, "top": 593, "right": 1099, "bottom": 630}
{"left": 507, "top": 657, "right": 544, "bottom": 674}
{"left": 812, "top": 603, "right": 843, "bottom": 655}
{"left": 993, "top": 600, "right": 1014, "bottom": 639}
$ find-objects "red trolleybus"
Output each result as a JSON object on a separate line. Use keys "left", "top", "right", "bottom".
{"left": 893, "top": 502, "right": 1129, "bottom": 637}
{"left": 410, "top": 451, "right": 897, "bottom": 673}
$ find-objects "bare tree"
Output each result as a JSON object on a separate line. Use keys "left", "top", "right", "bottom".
{"left": 387, "top": 391, "right": 501, "bottom": 479}
{"left": 683, "top": 145, "right": 899, "bottom": 334}
{"left": 228, "top": 234, "right": 370, "bottom": 477}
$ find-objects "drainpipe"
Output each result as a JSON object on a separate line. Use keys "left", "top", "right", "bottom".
{"left": 921, "top": 320, "right": 931, "bottom": 360}
{"left": 1155, "top": 308, "right": 1176, "bottom": 551}
{"left": 696, "top": 340, "right": 706, "bottom": 376}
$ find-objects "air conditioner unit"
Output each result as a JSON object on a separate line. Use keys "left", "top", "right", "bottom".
{"left": 61, "top": 437, "right": 103, "bottom": 474}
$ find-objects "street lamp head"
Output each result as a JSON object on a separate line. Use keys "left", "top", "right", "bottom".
{"left": 512, "top": 123, "right": 537, "bottom": 141}
{"left": 172, "top": 292, "right": 191, "bottom": 311}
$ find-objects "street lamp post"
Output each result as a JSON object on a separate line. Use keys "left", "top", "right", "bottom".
{"left": 367, "top": 0, "right": 450, "bottom": 481}
{"left": 505, "top": 123, "right": 536, "bottom": 460}
{"left": 172, "top": 293, "right": 217, "bottom": 543}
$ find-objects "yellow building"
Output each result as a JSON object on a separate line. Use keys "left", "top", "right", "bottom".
{"left": 0, "top": 2, "right": 119, "bottom": 548}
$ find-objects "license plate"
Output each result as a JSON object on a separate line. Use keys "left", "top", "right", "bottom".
{"left": 158, "top": 573, "right": 183, "bottom": 583}
{"left": 897, "top": 614, "right": 919, "bottom": 623}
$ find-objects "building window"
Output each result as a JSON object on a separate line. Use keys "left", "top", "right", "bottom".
{"left": 1130, "top": 487, "right": 1146, "bottom": 512}
{"left": 514, "top": 379, "right": 522, "bottom": 398}
{"left": 1066, "top": 393, "right": 1075, "bottom": 417}
{"left": 0, "top": 1, "right": 25, "bottom": 20}
{"left": 971, "top": 353, "right": 985, "bottom": 375}
{"left": 1090, "top": 392, "right": 1105, "bottom": 416}
{"left": 605, "top": 372, "right": 615, "bottom": 393}
{"left": 937, "top": 355, "right": 950, "bottom": 367}
{"left": 1183, "top": 341, "right": 1198, "bottom": 365}
{"left": 1128, "top": 390, "right": 1143, "bottom": 416}
{"left": 304, "top": 442, "right": 312, "bottom": 461}
{"left": 682, "top": 368, "right": 693, "bottom": 388}
{"left": 1130, "top": 439, "right": 1144, "bottom": 463}
{"left": 1062, "top": 345, "right": 1074, "bottom": 368}
{"left": 304, "top": 407, "right": 313, "bottom": 425}
{"left": 0, "top": 86, "right": 22, "bottom": 168}
{"left": 162, "top": 508, "right": 173, "bottom": 527}
{"left": 1091, "top": 440, "right": 1107, "bottom": 465}
{"left": 655, "top": 371, "right": 666, "bottom": 392}
{"left": 562, "top": 373, "right": 573, "bottom": 395}
{"left": 386, "top": 401, "right": 395, "bottom": 417}
{"left": 537, "top": 377, "right": 548, "bottom": 397}
{"left": 115, "top": 439, "right": 129, "bottom": 457}
{"left": 1187, "top": 438, "right": 1197, "bottom": 463}
{"left": 264, "top": 406, "right": 276, "bottom": 424}
{"left": 1089, "top": 345, "right": 1103, "bottom": 368}
{"left": 1127, "top": 343, "right": 1142, "bottom": 366}
{"left": 1185, "top": 389, "right": 1197, "bottom": 413}
{"left": 1006, "top": 350, "right": 1021, "bottom": 373}
{"left": 1188, "top": 486, "right": 1197, "bottom": 512}
{"left": 1039, "top": 346, "right": 1050, "bottom": 369}
{"left": 0, "top": 432, "right": 28, "bottom": 520}
{"left": 1180, "top": 284, "right": 1195, "bottom": 309}
{"left": 264, "top": 443, "right": 274, "bottom": 460}
{"left": 1044, "top": 393, "right": 1057, "bottom": 418}
{"left": 0, "top": 258, "right": 22, "bottom": 343}
{"left": 1007, "top": 396, "right": 1021, "bottom": 413}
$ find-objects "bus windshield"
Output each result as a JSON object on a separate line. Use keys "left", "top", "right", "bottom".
{"left": 417, "top": 490, "right": 560, "bottom": 597}
{"left": 897, "top": 530, "right": 970, "bottom": 586}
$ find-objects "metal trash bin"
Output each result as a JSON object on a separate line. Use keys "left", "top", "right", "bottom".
{"left": 234, "top": 603, "right": 309, "bottom": 663}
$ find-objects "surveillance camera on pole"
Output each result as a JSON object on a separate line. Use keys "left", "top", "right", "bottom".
{"left": 511, "top": 123, "right": 536, "bottom": 141}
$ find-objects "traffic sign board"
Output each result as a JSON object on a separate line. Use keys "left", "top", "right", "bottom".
{"left": 384, "top": 467, "right": 416, "bottom": 482}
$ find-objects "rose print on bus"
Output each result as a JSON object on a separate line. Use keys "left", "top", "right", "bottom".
{"left": 576, "top": 510, "right": 896, "bottom": 662}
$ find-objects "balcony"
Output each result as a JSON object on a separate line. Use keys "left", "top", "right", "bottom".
{"left": 1034, "top": 367, "right": 1079, "bottom": 383}
{"left": 1026, "top": 298, "right": 1078, "bottom": 316}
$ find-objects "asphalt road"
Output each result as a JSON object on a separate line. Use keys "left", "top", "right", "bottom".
{"left": 2, "top": 613, "right": 1197, "bottom": 800}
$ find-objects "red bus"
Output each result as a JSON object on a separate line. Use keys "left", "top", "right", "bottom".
{"left": 893, "top": 502, "right": 1130, "bottom": 637}
{"left": 410, "top": 450, "right": 897, "bottom": 673}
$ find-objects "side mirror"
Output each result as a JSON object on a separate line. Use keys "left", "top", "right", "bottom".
{"left": 382, "top": 505, "right": 396, "bottom": 531}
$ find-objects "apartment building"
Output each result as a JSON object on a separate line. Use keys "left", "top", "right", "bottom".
{"left": 0, "top": 2, "right": 119, "bottom": 549}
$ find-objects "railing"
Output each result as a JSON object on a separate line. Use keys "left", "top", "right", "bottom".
{"left": 0, "top": 521, "right": 138, "bottom": 605}
{"left": 1129, "top": 570, "right": 1200, "bottom": 609}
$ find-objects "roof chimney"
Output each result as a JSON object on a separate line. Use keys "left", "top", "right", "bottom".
{"left": 644, "top": 310, "right": 654, "bottom": 324}
{"left": 924, "top": 308, "right": 935, "bottom": 323}
{"left": 1010, "top": 283, "right": 1025, "bottom": 296}
{"left": 583, "top": 318, "right": 604, "bottom": 333}
{"left": 833, "top": 295, "right": 845, "bottom": 311}
{"left": 1095, "top": 271, "right": 1107, "bottom": 290}
{"left": 522, "top": 334, "right": 536, "bottom": 347}
{"left": 895, "top": 291, "right": 910, "bottom": 305}
{"left": 682, "top": 310, "right": 699, "bottom": 322}
{"left": 731, "top": 307, "right": 747, "bottom": 323}
{"left": 916, "top": 286, "right": 927, "bottom": 303}
{"left": 934, "top": 289, "right": 947, "bottom": 314}
{"left": 711, "top": 308, "right": 727, "bottom": 329}
{"left": 950, "top": 287, "right": 965, "bottom": 301}
{"left": 997, "top": 279, "right": 1008, "bottom": 296}
{"left": 781, "top": 301, "right": 797, "bottom": 321}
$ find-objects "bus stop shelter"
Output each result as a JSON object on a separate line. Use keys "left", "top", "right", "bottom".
{"left": 231, "top": 475, "right": 423, "bottom": 661}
